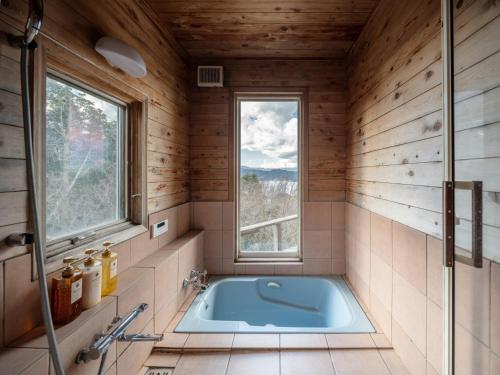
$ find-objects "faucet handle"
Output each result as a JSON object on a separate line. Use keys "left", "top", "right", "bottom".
{"left": 190, "top": 269, "right": 207, "bottom": 278}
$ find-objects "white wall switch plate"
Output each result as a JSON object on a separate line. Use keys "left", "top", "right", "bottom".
{"left": 152, "top": 219, "right": 168, "bottom": 238}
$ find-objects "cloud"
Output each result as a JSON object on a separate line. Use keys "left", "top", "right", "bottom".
{"left": 240, "top": 101, "right": 298, "bottom": 167}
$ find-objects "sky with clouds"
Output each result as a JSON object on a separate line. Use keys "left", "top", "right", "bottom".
{"left": 240, "top": 100, "right": 298, "bottom": 169}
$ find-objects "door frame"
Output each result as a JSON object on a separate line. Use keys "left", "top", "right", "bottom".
{"left": 441, "top": 1, "right": 485, "bottom": 374}
{"left": 441, "top": 0, "right": 455, "bottom": 374}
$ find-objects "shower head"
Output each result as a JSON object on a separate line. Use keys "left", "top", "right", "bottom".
{"left": 24, "top": 0, "right": 43, "bottom": 44}
{"left": 7, "top": 0, "right": 43, "bottom": 47}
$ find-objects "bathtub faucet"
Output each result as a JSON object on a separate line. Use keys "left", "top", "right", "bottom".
{"left": 183, "top": 269, "right": 209, "bottom": 291}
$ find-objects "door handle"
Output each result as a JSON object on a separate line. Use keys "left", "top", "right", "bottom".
{"left": 454, "top": 181, "right": 483, "bottom": 268}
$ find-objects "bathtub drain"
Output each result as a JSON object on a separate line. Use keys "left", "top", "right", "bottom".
{"left": 145, "top": 368, "right": 173, "bottom": 375}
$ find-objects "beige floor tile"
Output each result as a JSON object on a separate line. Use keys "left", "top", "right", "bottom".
{"left": 281, "top": 350, "right": 335, "bottom": 375}
{"left": 370, "top": 333, "right": 392, "bottom": 348}
{"left": 378, "top": 349, "right": 410, "bottom": 375}
{"left": 280, "top": 334, "right": 328, "bottom": 348}
{"left": 325, "top": 334, "right": 375, "bottom": 348}
{"left": 232, "top": 334, "right": 279, "bottom": 349}
{"left": 226, "top": 351, "right": 279, "bottom": 375}
{"left": 172, "top": 352, "right": 230, "bottom": 375}
{"left": 331, "top": 349, "right": 391, "bottom": 375}
{"left": 184, "top": 333, "right": 234, "bottom": 349}
{"left": 145, "top": 353, "right": 181, "bottom": 368}
{"left": 156, "top": 333, "right": 189, "bottom": 348}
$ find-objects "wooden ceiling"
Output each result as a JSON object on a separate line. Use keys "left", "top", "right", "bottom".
{"left": 146, "top": 1, "right": 380, "bottom": 59}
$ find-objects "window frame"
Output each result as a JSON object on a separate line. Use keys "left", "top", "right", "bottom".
{"left": 234, "top": 93, "right": 304, "bottom": 262}
{"left": 44, "top": 72, "right": 129, "bottom": 253}
{"left": 31, "top": 43, "right": 149, "bottom": 273}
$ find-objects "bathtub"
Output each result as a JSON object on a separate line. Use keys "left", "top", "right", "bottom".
{"left": 175, "top": 276, "right": 374, "bottom": 333}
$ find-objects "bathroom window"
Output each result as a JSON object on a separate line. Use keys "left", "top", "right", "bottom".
{"left": 236, "top": 95, "right": 302, "bottom": 260}
{"left": 44, "top": 74, "right": 128, "bottom": 254}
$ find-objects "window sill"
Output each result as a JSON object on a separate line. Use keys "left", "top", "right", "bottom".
{"left": 42, "top": 224, "right": 147, "bottom": 276}
{"left": 235, "top": 259, "right": 303, "bottom": 264}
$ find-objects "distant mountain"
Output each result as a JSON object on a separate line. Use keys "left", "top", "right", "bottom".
{"left": 241, "top": 166, "right": 297, "bottom": 182}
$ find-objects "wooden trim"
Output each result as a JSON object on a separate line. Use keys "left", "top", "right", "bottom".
{"left": 30, "top": 39, "right": 149, "bottom": 268}
{"left": 232, "top": 89, "right": 306, "bottom": 261}
{"left": 129, "top": 100, "right": 148, "bottom": 227}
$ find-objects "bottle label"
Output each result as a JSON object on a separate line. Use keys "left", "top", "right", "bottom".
{"left": 90, "top": 269, "right": 101, "bottom": 285}
{"left": 110, "top": 259, "right": 118, "bottom": 278}
{"left": 71, "top": 279, "right": 83, "bottom": 304}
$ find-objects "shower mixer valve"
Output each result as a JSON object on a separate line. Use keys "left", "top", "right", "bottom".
{"left": 76, "top": 303, "right": 163, "bottom": 365}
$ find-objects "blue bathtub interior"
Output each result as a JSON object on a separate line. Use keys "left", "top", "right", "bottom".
{"left": 175, "top": 276, "right": 375, "bottom": 333}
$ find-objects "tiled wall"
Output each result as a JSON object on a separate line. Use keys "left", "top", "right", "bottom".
{"left": 345, "top": 202, "right": 500, "bottom": 375}
{"left": 193, "top": 201, "right": 345, "bottom": 275}
{"left": 0, "top": 202, "right": 205, "bottom": 374}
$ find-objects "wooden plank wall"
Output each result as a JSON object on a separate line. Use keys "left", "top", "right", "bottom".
{"left": 0, "top": 0, "right": 189, "bottom": 261}
{"left": 189, "top": 59, "right": 348, "bottom": 202}
{"left": 346, "top": 0, "right": 500, "bottom": 261}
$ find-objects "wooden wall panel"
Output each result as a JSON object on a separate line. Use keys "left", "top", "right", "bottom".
{"left": 346, "top": 0, "right": 500, "bottom": 260}
{"left": 0, "top": 0, "right": 189, "bottom": 261}
{"left": 189, "top": 59, "right": 348, "bottom": 202}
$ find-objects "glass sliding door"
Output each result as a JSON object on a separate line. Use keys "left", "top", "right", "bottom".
{"left": 235, "top": 95, "right": 301, "bottom": 260}
{"left": 442, "top": 0, "right": 499, "bottom": 374}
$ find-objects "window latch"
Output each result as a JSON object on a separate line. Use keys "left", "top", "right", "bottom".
{"left": 71, "top": 232, "right": 97, "bottom": 246}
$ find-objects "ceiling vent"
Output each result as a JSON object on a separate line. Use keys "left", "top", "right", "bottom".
{"left": 197, "top": 66, "right": 223, "bottom": 87}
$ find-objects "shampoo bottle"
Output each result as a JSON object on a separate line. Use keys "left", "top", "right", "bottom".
{"left": 97, "top": 241, "right": 118, "bottom": 296}
{"left": 50, "top": 259, "right": 83, "bottom": 325}
{"left": 81, "top": 248, "right": 102, "bottom": 309}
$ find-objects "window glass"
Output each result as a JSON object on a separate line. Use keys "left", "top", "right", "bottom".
{"left": 45, "top": 75, "right": 125, "bottom": 242}
{"left": 238, "top": 99, "right": 300, "bottom": 257}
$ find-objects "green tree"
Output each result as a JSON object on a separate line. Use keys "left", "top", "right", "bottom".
{"left": 46, "top": 78, "right": 121, "bottom": 240}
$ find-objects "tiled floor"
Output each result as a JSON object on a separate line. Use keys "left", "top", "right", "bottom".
{"left": 141, "top": 348, "right": 410, "bottom": 375}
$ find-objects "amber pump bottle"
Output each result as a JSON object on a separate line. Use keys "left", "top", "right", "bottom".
{"left": 50, "top": 257, "right": 83, "bottom": 325}
{"left": 97, "top": 241, "right": 118, "bottom": 296}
